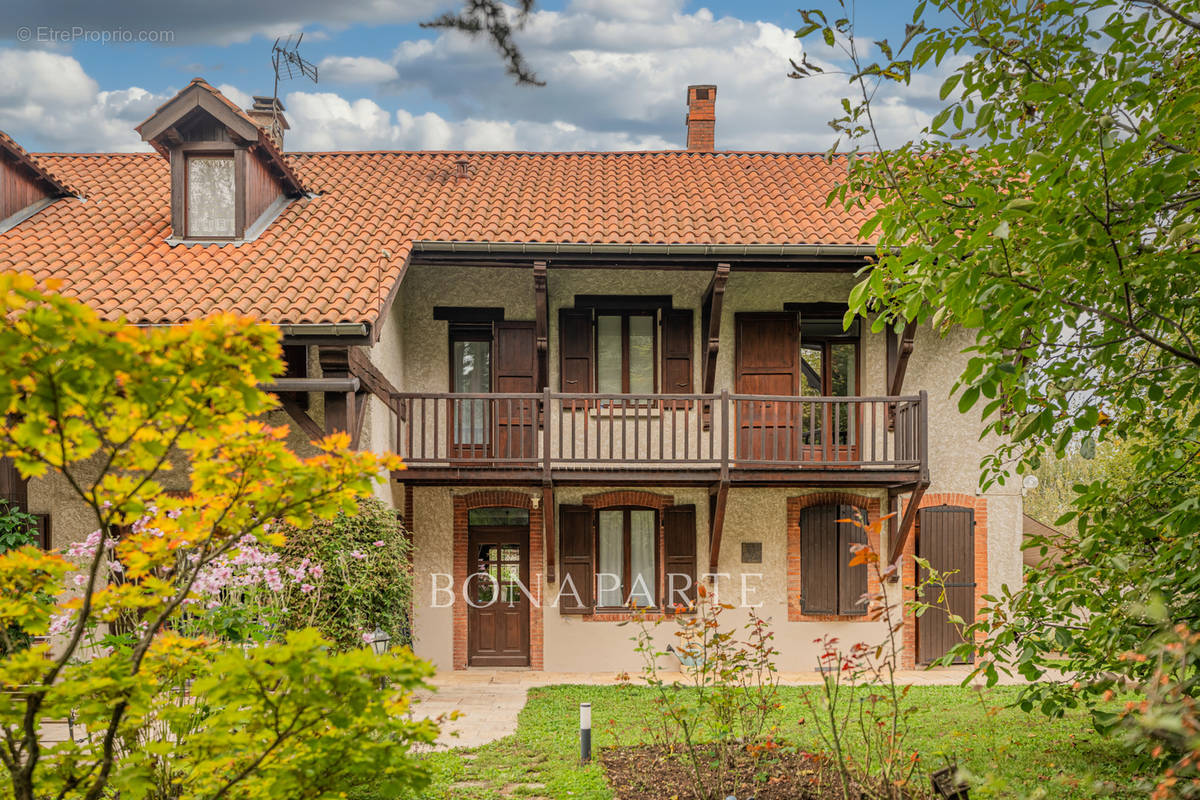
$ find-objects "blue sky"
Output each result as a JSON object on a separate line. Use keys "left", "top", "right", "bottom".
{"left": 0, "top": 0, "right": 949, "bottom": 153}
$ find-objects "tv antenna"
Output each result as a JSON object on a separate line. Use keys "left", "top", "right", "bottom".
{"left": 263, "top": 34, "right": 317, "bottom": 144}
{"left": 272, "top": 33, "right": 318, "bottom": 94}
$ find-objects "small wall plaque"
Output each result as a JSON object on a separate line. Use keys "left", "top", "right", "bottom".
{"left": 741, "top": 542, "right": 763, "bottom": 563}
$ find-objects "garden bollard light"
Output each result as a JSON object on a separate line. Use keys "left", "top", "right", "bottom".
{"left": 580, "top": 702, "right": 591, "bottom": 763}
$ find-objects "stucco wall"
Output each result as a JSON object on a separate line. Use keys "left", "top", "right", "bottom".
{"left": 397, "top": 265, "right": 1023, "bottom": 672}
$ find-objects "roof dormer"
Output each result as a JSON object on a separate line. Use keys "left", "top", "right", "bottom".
{"left": 135, "top": 78, "right": 306, "bottom": 244}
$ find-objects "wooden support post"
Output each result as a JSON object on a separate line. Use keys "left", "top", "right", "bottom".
{"left": 708, "top": 480, "right": 729, "bottom": 574}
{"left": 318, "top": 346, "right": 355, "bottom": 438}
{"left": 888, "top": 480, "right": 928, "bottom": 566}
{"left": 701, "top": 263, "right": 730, "bottom": 395}
{"left": 533, "top": 261, "right": 549, "bottom": 392}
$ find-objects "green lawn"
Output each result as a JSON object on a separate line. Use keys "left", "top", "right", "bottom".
{"left": 410, "top": 685, "right": 1148, "bottom": 800}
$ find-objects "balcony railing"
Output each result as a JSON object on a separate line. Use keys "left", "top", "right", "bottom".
{"left": 389, "top": 390, "right": 927, "bottom": 476}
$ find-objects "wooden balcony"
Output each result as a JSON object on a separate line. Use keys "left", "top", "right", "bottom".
{"left": 389, "top": 390, "right": 928, "bottom": 488}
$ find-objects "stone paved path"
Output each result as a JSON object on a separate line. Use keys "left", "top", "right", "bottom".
{"left": 410, "top": 666, "right": 1044, "bottom": 750}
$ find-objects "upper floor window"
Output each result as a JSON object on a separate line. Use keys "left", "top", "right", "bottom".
{"left": 186, "top": 155, "right": 236, "bottom": 238}
{"left": 559, "top": 301, "right": 693, "bottom": 397}
{"left": 596, "top": 312, "right": 655, "bottom": 394}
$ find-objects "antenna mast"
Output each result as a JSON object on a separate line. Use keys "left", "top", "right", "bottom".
{"left": 268, "top": 34, "right": 318, "bottom": 138}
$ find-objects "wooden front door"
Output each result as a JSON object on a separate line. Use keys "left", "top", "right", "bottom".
{"left": 916, "top": 506, "right": 976, "bottom": 664}
{"left": 467, "top": 524, "right": 531, "bottom": 667}
{"left": 734, "top": 313, "right": 799, "bottom": 461}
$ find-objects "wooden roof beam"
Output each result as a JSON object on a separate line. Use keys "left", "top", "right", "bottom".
{"left": 888, "top": 479, "right": 928, "bottom": 565}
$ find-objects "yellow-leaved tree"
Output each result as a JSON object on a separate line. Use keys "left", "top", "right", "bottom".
{"left": 0, "top": 273, "right": 437, "bottom": 800}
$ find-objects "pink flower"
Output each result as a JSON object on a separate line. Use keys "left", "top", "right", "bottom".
{"left": 361, "top": 631, "right": 374, "bottom": 644}
{"left": 48, "top": 611, "right": 74, "bottom": 636}
{"left": 349, "top": 550, "right": 367, "bottom": 560}
{"left": 373, "top": 540, "right": 385, "bottom": 547}
{"left": 308, "top": 564, "right": 324, "bottom": 580}
{"left": 300, "top": 583, "right": 315, "bottom": 594}
{"left": 71, "top": 573, "right": 87, "bottom": 588}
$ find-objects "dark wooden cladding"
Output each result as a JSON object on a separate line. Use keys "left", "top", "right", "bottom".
{"left": 243, "top": 150, "right": 282, "bottom": 227}
{"left": 917, "top": 506, "right": 975, "bottom": 664}
{"left": 559, "top": 505, "right": 595, "bottom": 612}
{"left": 800, "top": 503, "right": 868, "bottom": 615}
{"left": 799, "top": 505, "right": 839, "bottom": 614}
{"left": 0, "top": 457, "right": 28, "bottom": 510}
{"left": 559, "top": 309, "right": 594, "bottom": 393}
{"left": 0, "top": 152, "right": 50, "bottom": 222}
{"left": 494, "top": 322, "right": 538, "bottom": 461}
{"left": 663, "top": 505, "right": 697, "bottom": 605}
{"left": 390, "top": 391, "right": 927, "bottom": 477}
{"left": 661, "top": 309, "right": 694, "bottom": 394}
{"left": 837, "top": 507, "right": 868, "bottom": 615}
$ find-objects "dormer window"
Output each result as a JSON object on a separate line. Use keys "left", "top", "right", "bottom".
{"left": 185, "top": 155, "right": 236, "bottom": 238}
{"left": 135, "top": 78, "right": 307, "bottom": 245}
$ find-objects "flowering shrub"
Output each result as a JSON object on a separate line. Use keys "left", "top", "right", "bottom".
{"left": 275, "top": 496, "right": 413, "bottom": 650}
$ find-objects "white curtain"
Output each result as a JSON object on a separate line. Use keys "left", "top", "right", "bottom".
{"left": 597, "top": 510, "right": 624, "bottom": 607}
{"left": 629, "top": 510, "right": 656, "bottom": 607}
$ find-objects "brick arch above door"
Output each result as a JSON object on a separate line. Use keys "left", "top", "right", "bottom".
{"left": 452, "top": 490, "right": 544, "bottom": 670}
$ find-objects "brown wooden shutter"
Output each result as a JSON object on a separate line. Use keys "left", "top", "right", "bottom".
{"left": 559, "top": 505, "right": 594, "bottom": 613}
{"left": 662, "top": 505, "right": 697, "bottom": 607}
{"left": 34, "top": 514, "right": 51, "bottom": 550}
{"left": 661, "top": 309, "right": 694, "bottom": 394}
{"left": 0, "top": 457, "right": 28, "bottom": 511}
{"left": 799, "top": 505, "right": 838, "bottom": 615}
{"left": 916, "top": 506, "right": 976, "bottom": 664}
{"left": 559, "top": 309, "right": 594, "bottom": 393}
{"left": 837, "top": 504, "right": 868, "bottom": 616}
{"left": 494, "top": 322, "right": 538, "bottom": 460}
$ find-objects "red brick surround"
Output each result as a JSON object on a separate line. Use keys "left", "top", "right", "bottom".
{"left": 900, "top": 492, "right": 989, "bottom": 669}
{"left": 786, "top": 492, "right": 882, "bottom": 622}
{"left": 451, "top": 490, "right": 544, "bottom": 670}
{"left": 582, "top": 490, "right": 673, "bottom": 511}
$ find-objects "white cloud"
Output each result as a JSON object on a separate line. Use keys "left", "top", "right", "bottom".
{"left": 0, "top": 3, "right": 951, "bottom": 154}
{"left": 282, "top": 90, "right": 672, "bottom": 151}
{"left": 0, "top": 49, "right": 164, "bottom": 151}
{"left": 343, "top": 0, "right": 950, "bottom": 151}
{"left": 318, "top": 56, "right": 401, "bottom": 84}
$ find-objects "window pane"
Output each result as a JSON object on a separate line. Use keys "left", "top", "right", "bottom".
{"left": 628, "top": 316, "right": 654, "bottom": 394}
{"left": 629, "top": 510, "right": 656, "bottom": 607}
{"left": 186, "top": 157, "right": 236, "bottom": 238}
{"left": 800, "top": 345, "right": 824, "bottom": 396}
{"left": 468, "top": 507, "right": 529, "bottom": 526}
{"left": 830, "top": 343, "right": 855, "bottom": 397}
{"left": 597, "top": 315, "right": 622, "bottom": 393}
{"left": 453, "top": 340, "right": 490, "bottom": 444}
{"left": 831, "top": 343, "right": 856, "bottom": 445}
{"left": 597, "top": 510, "right": 624, "bottom": 606}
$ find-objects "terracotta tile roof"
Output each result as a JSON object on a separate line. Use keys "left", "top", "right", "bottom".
{"left": 0, "top": 148, "right": 874, "bottom": 328}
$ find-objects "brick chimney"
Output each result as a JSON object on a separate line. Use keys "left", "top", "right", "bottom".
{"left": 685, "top": 84, "right": 716, "bottom": 151}
{"left": 246, "top": 95, "right": 289, "bottom": 149}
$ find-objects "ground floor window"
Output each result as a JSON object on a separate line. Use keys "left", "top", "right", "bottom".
{"left": 559, "top": 503, "right": 696, "bottom": 614}
{"left": 799, "top": 503, "right": 868, "bottom": 616}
